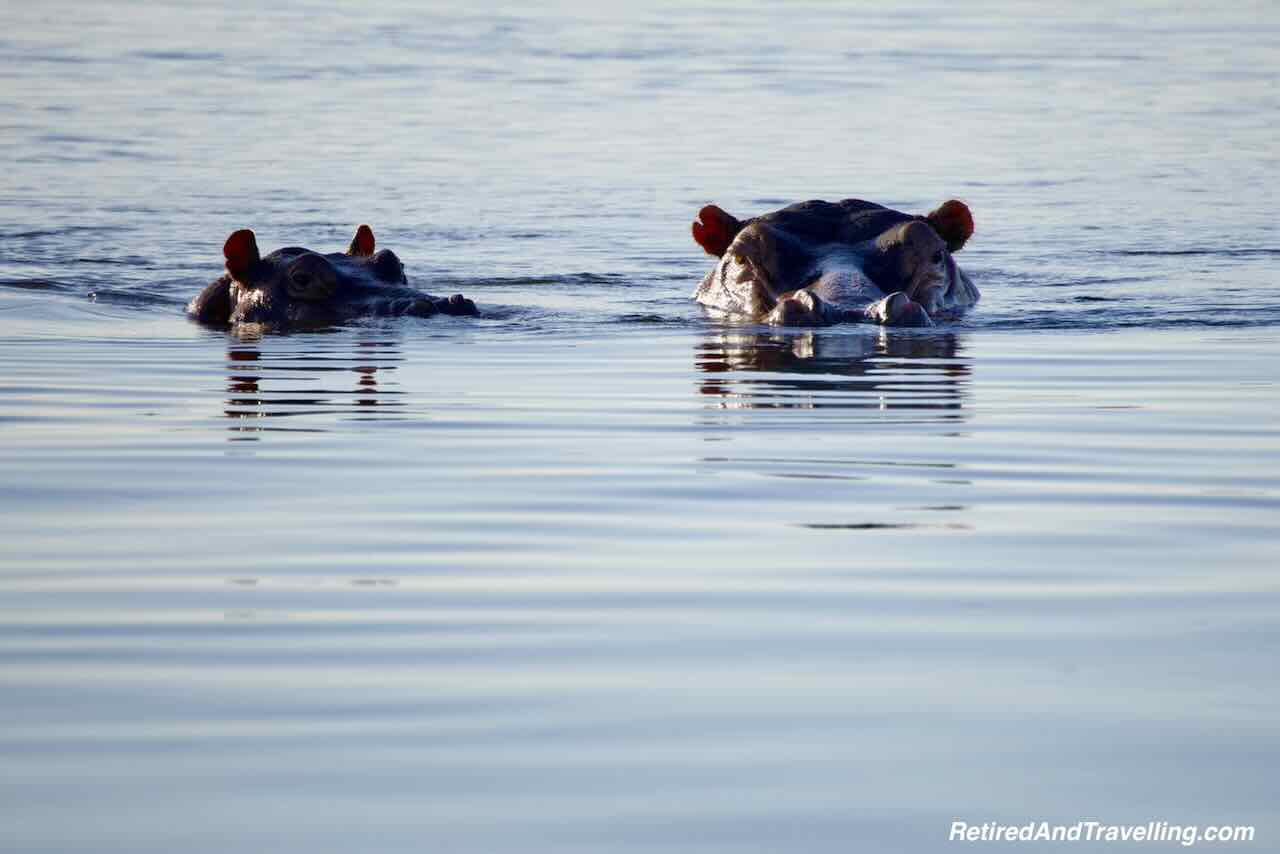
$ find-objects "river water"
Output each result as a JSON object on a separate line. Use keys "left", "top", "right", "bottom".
{"left": 2, "top": 2, "right": 1278, "bottom": 851}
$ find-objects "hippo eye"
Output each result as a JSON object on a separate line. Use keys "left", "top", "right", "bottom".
{"left": 291, "top": 271, "right": 312, "bottom": 287}
{"left": 931, "top": 251, "right": 943, "bottom": 264}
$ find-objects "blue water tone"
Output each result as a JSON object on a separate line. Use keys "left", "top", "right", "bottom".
{"left": 1, "top": 2, "right": 1277, "bottom": 852}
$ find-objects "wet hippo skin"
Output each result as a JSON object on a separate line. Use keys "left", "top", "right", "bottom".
{"left": 188, "top": 225, "right": 478, "bottom": 329}
{"left": 691, "top": 198, "right": 978, "bottom": 327}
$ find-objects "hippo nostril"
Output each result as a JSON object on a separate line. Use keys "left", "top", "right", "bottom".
{"left": 886, "top": 292, "right": 912, "bottom": 315}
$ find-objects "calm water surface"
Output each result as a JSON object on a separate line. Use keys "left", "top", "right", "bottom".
{"left": 2, "top": 2, "right": 1278, "bottom": 852}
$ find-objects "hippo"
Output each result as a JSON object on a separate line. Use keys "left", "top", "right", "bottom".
{"left": 691, "top": 198, "right": 978, "bottom": 327}
{"left": 187, "top": 225, "right": 477, "bottom": 328}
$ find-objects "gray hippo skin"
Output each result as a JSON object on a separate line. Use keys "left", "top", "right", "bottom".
{"left": 187, "top": 225, "right": 477, "bottom": 328}
{"left": 691, "top": 198, "right": 978, "bottom": 327}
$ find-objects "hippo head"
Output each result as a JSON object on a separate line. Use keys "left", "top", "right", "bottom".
{"left": 187, "top": 225, "right": 478, "bottom": 329}
{"left": 188, "top": 225, "right": 412, "bottom": 327}
{"left": 691, "top": 198, "right": 978, "bottom": 327}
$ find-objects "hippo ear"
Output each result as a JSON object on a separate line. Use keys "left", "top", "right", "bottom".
{"left": 347, "top": 224, "right": 375, "bottom": 257}
{"left": 692, "top": 205, "right": 743, "bottom": 257}
{"left": 925, "top": 200, "right": 974, "bottom": 253}
{"left": 223, "top": 229, "right": 260, "bottom": 281}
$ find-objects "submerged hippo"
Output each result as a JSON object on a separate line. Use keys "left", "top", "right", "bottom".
{"left": 691, "top": 198, "right": 978, "bottom": 327}
{"left": 188, "top": 225, "right": 477, "bottom": 328}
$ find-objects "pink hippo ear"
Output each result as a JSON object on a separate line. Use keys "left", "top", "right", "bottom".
{"left": 223, "top": 229, "right": 260, "bottom": 281}
{"left": 925, "top": 200, "right": 974, "bottom": 252}
{"left": 692, "top": 205, "right": 743, "bottom": 257}
{"left": 347, "top": 224, "right": 375, "bottom": 257}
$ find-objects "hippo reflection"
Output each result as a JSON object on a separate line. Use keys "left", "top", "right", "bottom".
{"left": 692, "top": 198, "right": 978, "bottom": 327}
{"left": 188, "top": 225, "right": 477, "bottom": 329}
{"left": 697, "top": 329, "right": 969, "bottom": 414}
{"left": 223, "top": 337, "right": 403, "bottom": 437}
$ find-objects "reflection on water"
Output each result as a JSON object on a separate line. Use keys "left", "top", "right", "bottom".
{"left": 696, "top": 328, "right": 970, "bottom": 417}
{"left": 223, "top": 335, "right": 406, "bottom": 437}
{"left": 692, "top": 328, "right": 975, "bottom": 532}
{"left": 3, "top": 324, "right": 1279, "bottom": 854}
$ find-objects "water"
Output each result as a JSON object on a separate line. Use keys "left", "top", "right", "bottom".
{"left": 2, "top": 2, "right": 1278, "bottom": 851}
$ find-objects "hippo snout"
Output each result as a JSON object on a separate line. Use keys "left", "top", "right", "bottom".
{"left": 885, "top": 292, "right": 932, "bottom": 328}
{"left": 442, "top": 294, "right": 479, "bottom": 316}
